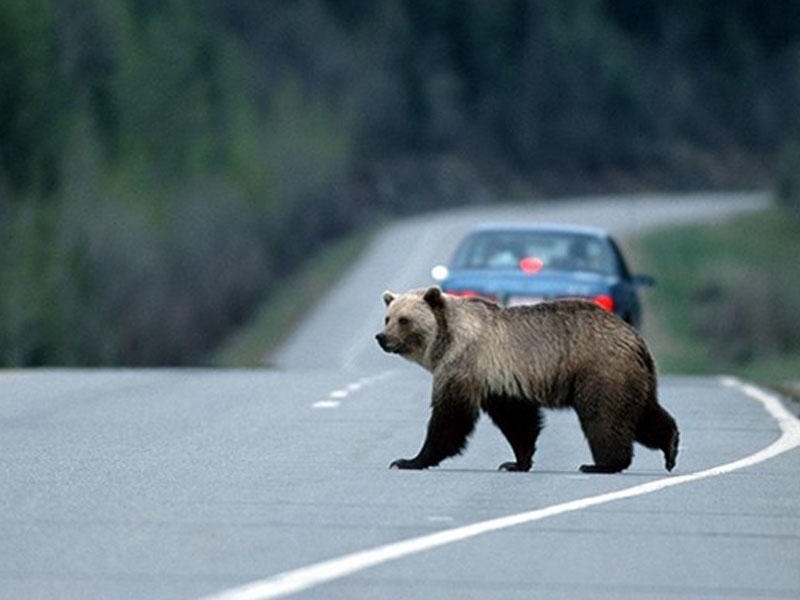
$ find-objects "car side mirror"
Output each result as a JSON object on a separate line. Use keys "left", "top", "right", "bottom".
{"left": 632, "top": 274, "right": 656, "bottom": 287}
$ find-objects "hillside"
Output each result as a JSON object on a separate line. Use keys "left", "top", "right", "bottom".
{"left": 2, "top": 0, "right": 800, "bottom": 365}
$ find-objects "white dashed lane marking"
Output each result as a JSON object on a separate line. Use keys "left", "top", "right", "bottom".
{"left": 311, "top": 371, "right": 397, "bottom": 409}
{"left": 311, "top": 400, "right": 340, "bottom": 409}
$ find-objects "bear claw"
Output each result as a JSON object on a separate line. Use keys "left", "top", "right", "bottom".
{"left": 498, "top": 461, "right": 531, "bottom": 472}
{"left": 390, "top": 458, "right": 425, "bottom": 469}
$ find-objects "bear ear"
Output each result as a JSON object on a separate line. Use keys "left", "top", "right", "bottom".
{"left": 423, "top": 285, "right": 445, "bottom": 309}
{"left": 382, "top": 291, "right": 396, "bottom": 306}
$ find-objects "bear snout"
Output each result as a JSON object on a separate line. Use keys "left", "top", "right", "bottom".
{"left": 375, "top": 332, "right": 388, "bottom": 350}
{"left": 375, "top": 333, "right": 403, "bottom": 354}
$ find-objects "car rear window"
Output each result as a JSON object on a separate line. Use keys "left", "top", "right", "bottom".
{"left": 451, "top": 230, "right": 616, "bottom": 275}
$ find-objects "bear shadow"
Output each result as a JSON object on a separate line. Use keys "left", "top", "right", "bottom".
{"left": 429, "top": 467, "right": 673, "bottom": 477}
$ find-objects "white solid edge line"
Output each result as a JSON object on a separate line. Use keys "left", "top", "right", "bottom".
{"left": 201, "top": 377, "right": 800, "bottom": 600}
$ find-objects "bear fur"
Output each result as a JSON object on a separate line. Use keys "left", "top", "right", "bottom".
{"left": 375, "top": 286, "right": 679, "bottom": 473}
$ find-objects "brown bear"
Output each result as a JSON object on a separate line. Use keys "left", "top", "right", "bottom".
{"left": 375, "top": 286, "right": 679, "bottom": 473}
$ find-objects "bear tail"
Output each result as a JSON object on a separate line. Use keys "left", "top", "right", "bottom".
{"left": 635, "top": 402, "right": 679, "bottom": 472}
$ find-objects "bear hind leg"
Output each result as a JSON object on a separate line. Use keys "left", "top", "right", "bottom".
{"left": 483, "top": 395, "right": 543, "bottom": 472}
{"left": 635, "top": 403, "right": 680, "bottom": 472}
{"left": 577, "top": 414, "right": 633, "bottom": 474}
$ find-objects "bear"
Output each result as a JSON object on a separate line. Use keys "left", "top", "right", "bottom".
{"left": 375, "top": 286, "right": 679, "bottom": 473}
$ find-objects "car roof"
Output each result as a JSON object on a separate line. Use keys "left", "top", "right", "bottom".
{"left": 464, "top": 222, "right": 611, "bottom": 238}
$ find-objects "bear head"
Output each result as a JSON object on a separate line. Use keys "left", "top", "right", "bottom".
{"left": 375, "top": 286, "right": 445, "bottom": 369}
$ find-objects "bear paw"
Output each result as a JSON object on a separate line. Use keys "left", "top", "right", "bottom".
{"left": 579, "top": 463, "right": 625, "bottom": 474}
{"left": 390, "top": 458, "right": 426, "bottom": 469}
{"left": 664, "top": 429, "right": 679, "bottom": 472}
{"left": 498, "top": 461, "right": 531, "bottom": 472}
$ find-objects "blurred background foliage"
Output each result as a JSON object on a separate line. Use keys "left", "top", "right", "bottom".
{"left": 636, "top": 209, "right": 800, "bottom": 384}
{"left": 2, "top": 0, "right": 800, "bottom": 365}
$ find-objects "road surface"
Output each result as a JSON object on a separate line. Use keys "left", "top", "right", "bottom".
{"left": 2, "top": 192, "right": 798, "bottom": 600}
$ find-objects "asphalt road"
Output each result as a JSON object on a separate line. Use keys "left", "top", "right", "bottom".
{"left": 2, "top": 192, "right": 799, "bottom": 600}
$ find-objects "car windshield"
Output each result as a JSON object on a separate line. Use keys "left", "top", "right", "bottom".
{"left": 451, "top": 230, "right": 616, "bottom": 275}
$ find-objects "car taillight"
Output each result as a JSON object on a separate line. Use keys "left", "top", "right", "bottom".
{"left": 593, "top": 294, "right": 614, "bottom": 312}
{"left": 444, "top": 289, "right": 498, "bottom": 303}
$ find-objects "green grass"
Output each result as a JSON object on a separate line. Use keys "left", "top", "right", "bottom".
{"left": 211, "top": 231, "right": 372, "bottom": 367}
{"left": 633, "top": 207, "right": 800, "bottom": 388}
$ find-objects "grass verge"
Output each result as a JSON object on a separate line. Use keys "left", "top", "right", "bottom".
{"left": 633, "top": 207, "right": 800, "bottom": 396}
{"left": 211, "top": 231, "right": 372, "bottom": 367}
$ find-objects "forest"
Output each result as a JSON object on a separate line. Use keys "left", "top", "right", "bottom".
{"left": 2, "top": 0, "right": 800, "bottom": 366}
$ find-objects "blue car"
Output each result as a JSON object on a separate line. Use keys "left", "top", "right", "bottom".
{"left": 431, "top": 224, "right": 654, "bottom": 328}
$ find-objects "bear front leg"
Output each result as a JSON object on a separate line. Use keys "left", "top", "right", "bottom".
{"left": 391, "top": 382, "right": 479, "bottom": 469}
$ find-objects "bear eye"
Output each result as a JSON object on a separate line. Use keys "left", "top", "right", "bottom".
{"left": 398, "top": 317, "right": 409, "bottom": 326}
{"left": 384, "top": 316, "right": 389, "bottom": 325}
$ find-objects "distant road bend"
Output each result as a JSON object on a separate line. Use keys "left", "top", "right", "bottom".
{"left": 2, "top": 192, "right": 799, "bottom": 600}
{"left": 276, "top": 191, "right": 771, "bottom": 372}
